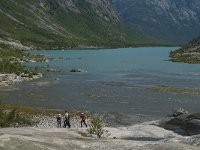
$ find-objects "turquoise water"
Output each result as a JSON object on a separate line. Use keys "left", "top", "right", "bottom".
{"left": 3, "top": 47, "right": 200, "bottom": 117}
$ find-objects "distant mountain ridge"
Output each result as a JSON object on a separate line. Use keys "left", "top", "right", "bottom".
{"left": 114, "top": 0, "right": 200, "bottom": 43}
{"left": 0, "top": 0, "right": 167, "bottom": 50}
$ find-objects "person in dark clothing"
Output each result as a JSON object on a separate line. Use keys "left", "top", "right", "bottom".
{"left": 64, "top": 110, "right": 71, "bottom": 128}
{"left": 56, "top": 112, "right": 62, "bottom": 128}
{"left": 80, "top": 113, "right": 87, "bottom": 128}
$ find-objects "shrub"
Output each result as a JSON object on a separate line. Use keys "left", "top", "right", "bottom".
{"left": 87, "top": 117, "right": 108, "bottom": 138}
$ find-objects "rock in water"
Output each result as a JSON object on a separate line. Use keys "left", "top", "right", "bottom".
{"left": 173, "top": 108, "right": 188, "bottom": 117}
{"left": 70, "top": 69, "right": 87, "bottom": 73}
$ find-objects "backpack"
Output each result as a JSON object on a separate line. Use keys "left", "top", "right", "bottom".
{"left": 57, "top": 114, "right": 61, "bottom": 121}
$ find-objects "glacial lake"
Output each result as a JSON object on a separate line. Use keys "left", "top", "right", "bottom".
{"left": 2, "top": 47, "right": 200, "bottom": 121}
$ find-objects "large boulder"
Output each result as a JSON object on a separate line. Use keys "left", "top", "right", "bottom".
{"left": 160, "top": 113, "right": 200, "bottom": 136}
{"left": 0, "top": 74, "right": 8, "bottom": 81}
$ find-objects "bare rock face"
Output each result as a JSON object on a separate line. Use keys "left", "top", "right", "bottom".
{"left": 85, "top": 0, "right": 120, "bottom": 22}
{"left": 38, "top": 0, "right": 120, "bottom": 22}
{"left": 184, "top": 134, "right": 200, "bottom": 146}
{"left": 0, "top": 121, "right": 200, "bottom": 150}
{"left": 0, "top": 74, "right": 7, "bottom": 81}
{"left": 114, "top": 0, "right": 200, "bottom": 43}
{"left": 160, "top": 113, "right": 200, "bottom": 135}
{"left": 39, "top": 0, "right": 80, "bottom": 13}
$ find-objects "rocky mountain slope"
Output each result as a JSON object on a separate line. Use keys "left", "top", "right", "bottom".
{"left": 0, "top": 0, "right": 166, "bottom": 50}
{"left": 114, "top": 0, "right": 200, "bottom": 43}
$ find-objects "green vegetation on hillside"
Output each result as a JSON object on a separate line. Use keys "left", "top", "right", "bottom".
{"left": 0, "top": 0, "right": 171, "bottom": 49}
{"left": 0, "top": 44, "right": 26, "bottom": 73}
{"left": 0, "top": 44, "right": 41, "bottom": 75}
{"left": 170, "top": 36, "right": 200, "bottom": 64}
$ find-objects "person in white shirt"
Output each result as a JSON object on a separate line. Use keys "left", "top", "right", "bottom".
{"left": 64, "top": 110, "right": 71, "bottom": 128}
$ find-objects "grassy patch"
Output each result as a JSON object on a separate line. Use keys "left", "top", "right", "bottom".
{"left": 0, "top": 101, "right": 34, "bottom": 127}
{"left": 0, "top": 43, "right": 44, "bottom": 75}
{"left": 2, "top": 103, "right": 86, "bottom": 118}
{"left": 3, "top": 103, "right": 58, "bottom": 116}
{"left": 0, "top": 44, "right": 25, "bottom": 73}
{"left": 149, "top": 86, "right": 200, "bottom": 96}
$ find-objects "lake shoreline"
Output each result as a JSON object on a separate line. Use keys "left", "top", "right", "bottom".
{"left": 2, "top": 47, "right": 200, "bottom": 122}
{"left": 0, "top": 73, "right": 43, "bottom": 87}
{"left": 1, "top": 103, "right": 161, "bottom": 127}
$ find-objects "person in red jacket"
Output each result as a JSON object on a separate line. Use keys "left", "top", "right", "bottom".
{"left": 80, "top": 113, "right": 87, "bottom": 128}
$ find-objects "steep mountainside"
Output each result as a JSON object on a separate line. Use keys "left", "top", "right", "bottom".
{"left": 114, "top": 0, "right": 200, "bottom": 43}
{"left": 170, "top": 36, "right": 200, "bottom": 63}
{"left": 0, "top": 0, "right": 166, "bottom": 50}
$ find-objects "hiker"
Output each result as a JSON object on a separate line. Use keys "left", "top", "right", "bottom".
{"left": 80, "top": 113, "right": 87, "bottom": 128}
{"left": 56, "top": 112, "right": 62, "bottom": 128}
{"left": 64, "top": 110, "right": 71, "bottom": 128}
